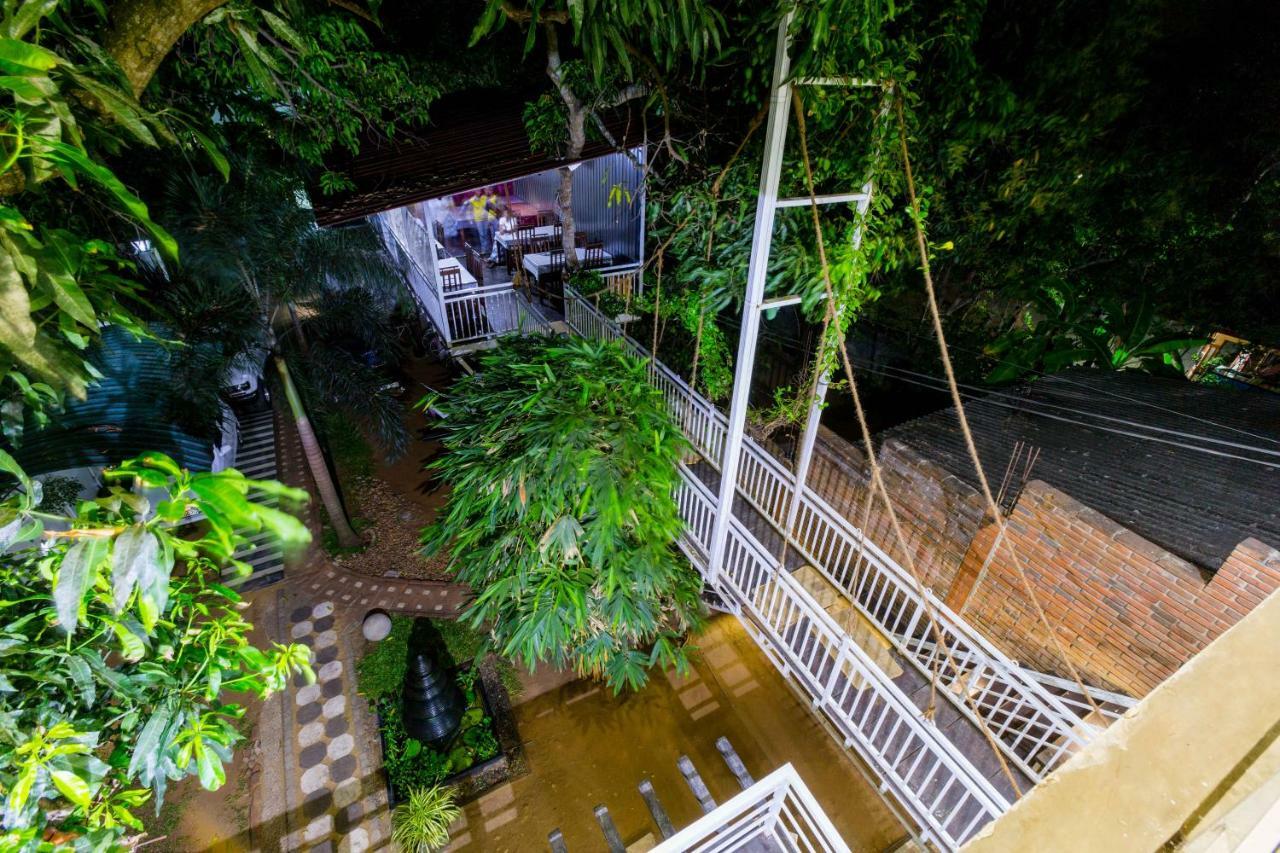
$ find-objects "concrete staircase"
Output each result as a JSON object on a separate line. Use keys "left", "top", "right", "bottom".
{"left": 225, "top": 407, "right": 285, "bottom": 589}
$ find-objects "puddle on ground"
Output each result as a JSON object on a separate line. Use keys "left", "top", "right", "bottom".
{"left": 445, "top": 614, "right": 908, "bottom": 852}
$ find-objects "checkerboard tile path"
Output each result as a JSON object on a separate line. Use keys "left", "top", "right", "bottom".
{"left": 286, "top": 600, "right": 387, "bottom": 853}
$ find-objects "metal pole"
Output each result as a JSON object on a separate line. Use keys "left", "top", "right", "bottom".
{"left": 784, "top": 371, "right": 829, "bottom": 532}
{"left": 783, "top": 182, "right": 874, "bottom": 533}
{"left": 705, "top": 15, "right": 793, "bottom": 583}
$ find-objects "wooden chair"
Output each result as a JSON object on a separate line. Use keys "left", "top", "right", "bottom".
{"left": 540, "top": 249, "right": 566, "bottom": 310}
{"left": 441, "top": 267, "right": 463, "bottom": 293}
{"left": 516, "top": 224, "right": 537, "bottom": 250}
{"left": 584, "top": 242, "right": 606, "bottom": 268}
{"left": 433, "top": 221, "right": 445, "bottom": 244}
{"left": 465, "top": 246, "right": 484, "bottom": 281}
{"left": 536, "top": 209, "right": 558, "bottom": 227}
{"left": 574, "top": 230, "right": 589, "bottom": 248}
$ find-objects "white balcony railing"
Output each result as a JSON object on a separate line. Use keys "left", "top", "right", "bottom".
{"left": 653, "top": 764, "right": 849, "bottom": 853}
{"left": 565, "top": 286, "right": 1117, "bottom": 848}
{"left": 374, "top": 210, "right": 551, "bottom": 349}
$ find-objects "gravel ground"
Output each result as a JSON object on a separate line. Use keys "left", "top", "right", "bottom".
{"left": 334, "top": 477, "right": 455, "bottom": 580}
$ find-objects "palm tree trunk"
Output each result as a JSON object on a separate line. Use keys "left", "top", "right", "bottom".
{"left": 273, "top": 355, "right": 361, "bottom": 548}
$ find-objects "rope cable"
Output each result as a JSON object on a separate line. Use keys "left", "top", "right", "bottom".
{"left": 792, "top": 87, "right": 1028, "bottom": 797}
{"left": 893, "top": 92, "right": 1104, "bottom": 720}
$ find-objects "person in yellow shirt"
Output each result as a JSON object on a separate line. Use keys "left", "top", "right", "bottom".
{"left": 468, "top": 191, "right": 499, "bottom": 257}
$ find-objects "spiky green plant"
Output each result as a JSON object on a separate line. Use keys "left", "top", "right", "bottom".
{"left": 391, "top": 785, "right": 461, "bottom": 853}
{"left": 422, "top": 336, "right": 705, "bottom": 692}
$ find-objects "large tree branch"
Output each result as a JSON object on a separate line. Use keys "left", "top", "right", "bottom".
{"left": 500, "top": 2, "right": 569, "bottom": 24}
{"left": 102, "top": 0, "right": 230, "bottom": 97}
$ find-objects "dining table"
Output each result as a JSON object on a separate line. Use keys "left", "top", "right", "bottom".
{"left": 521, "top": 248, "right": 614, "bottom": 282}
{"left": 437, "top": 253, "right": 477, "bottom": 289}
{"left": 495, "top": 224, "right": 560, "bottom": 251}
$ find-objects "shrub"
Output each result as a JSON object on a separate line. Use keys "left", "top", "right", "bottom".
{"left": 391, "top": 785, "right": 461, "bottom": 853}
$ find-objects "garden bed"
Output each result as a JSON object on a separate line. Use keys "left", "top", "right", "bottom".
{"left": 357, "top": 616, "right": 525, "bottom": 804}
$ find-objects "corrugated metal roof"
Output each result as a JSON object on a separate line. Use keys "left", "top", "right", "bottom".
{"left": 6, "top": 327, "right": 215, "bottom": 476}
{"left": 311, "top": 89, "right": 645, "bottom": 227}
{"left": 883, "top": 369, "right": 1280, "bottom": 569}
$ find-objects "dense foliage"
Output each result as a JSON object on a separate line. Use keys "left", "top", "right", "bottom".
{"left": 0, "top": 450, "right": 313, "bottom": 848}
{"left": 422, "top": 337, "right": 704, "bottom": 691}
{"left": 628, "top": 0, "right": 1279, "bottom": 407}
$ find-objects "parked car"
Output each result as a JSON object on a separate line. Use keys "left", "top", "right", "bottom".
{"left": 223, "top": 346, "right": 270, "bottom": 404}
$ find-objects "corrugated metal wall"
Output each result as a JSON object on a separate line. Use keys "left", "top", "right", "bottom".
{"left": 514, "top": 150, "right": 645, "bottom": 262}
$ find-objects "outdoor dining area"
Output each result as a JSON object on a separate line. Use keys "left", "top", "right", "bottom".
{"left": 372, "top": 151, "right": 644, "bottom": 353}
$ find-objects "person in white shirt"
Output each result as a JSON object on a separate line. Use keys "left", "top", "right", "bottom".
{"left": 488, "top": 206, "right": 517, "bottom": 265}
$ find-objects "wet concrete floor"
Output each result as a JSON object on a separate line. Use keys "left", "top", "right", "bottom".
{"left": 446, "top": 614, "right": 909, "bottom": 852}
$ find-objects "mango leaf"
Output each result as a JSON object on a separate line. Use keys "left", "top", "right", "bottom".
{"left": 111, "top": 525, "right": 159, "bottom": 613}
{"left": 195, "top": 745, "right": 226, "bottom": 790}
{"left": 2, "top": 0, "right": 60, "bottom": 40}
{"left": 0, "top": 37, "right": 58, "bottom": 72}
{"left": 65, "top": 654, "right": 95, "bottom": 708}
{"left": 49, "top": 768, "right": 92, "bottom": 808}
{"left": 189, "top": 128, "right": 229, "bottom": 182}
{"left": 54, "top": 538, "right": 106, "bottom": 635}
{"left": 127, "top": 701, "right": 174, "bottom": 784}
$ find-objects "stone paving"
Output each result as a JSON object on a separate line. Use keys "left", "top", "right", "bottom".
{"left": 250, "top": 563, "right": 473, "bottom": 852}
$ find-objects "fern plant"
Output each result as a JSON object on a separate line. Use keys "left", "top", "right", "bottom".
{"left": 391, "top": 785, "right": 461, "bottom": 853}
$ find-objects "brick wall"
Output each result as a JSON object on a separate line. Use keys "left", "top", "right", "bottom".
{"left": 944, "top": 481, "right": 1280, "bottom": 697}
{"left": 805, "top": 427, "right": 986, "bottom": 592}
{"left": 798, "top": 427, "right": 1280, "bottom": 698}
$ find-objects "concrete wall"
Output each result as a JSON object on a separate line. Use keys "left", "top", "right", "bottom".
{"left": 806, "top": 427, "right": 1280, "bottom": 697}
{"left": 962, "top": 585, "right": 1280, "bottom": 853}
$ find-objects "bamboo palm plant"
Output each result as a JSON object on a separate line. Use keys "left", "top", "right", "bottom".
{"left": 422, "top": 336, "right": 705, "bottom": 691}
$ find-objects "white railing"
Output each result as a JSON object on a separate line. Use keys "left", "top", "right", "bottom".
{"left": 374, "top": 213, "right": 450, "bottom": 344}
{"left": 599, "top": 263, "right": 643, "bottom": 300}
{"left": 1022, "top": 668, "right": 1136, "bottom": 724}
{"left": 375, "top": 211, "right": 549, "bottom": 349}
{"left": 565, "top": 286, "right": 1095, "bottom": 784}
{"left": 677, "top": 465, "right": 1008, "bottom": 849}
{"left": 653, "top": 764, "right": 849, "bottom": 853}
{"left": 443, "top": 283, "right": 548, "bottom": 346}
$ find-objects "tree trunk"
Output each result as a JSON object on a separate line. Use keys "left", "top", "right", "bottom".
{"left": 287, "top": 302, "right": 309, "bottom": 355}
{"left": 544, "top": 23, "right": 585, "bottom": 269}
{"left": 102, "top": 0, "right": 229, "bottom": 97}
{"left": 273, "top": 355, "right": 362, "bottom": 548}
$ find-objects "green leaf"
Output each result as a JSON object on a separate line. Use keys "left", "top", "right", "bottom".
{"left": 50, "top": 768, "right": 92, "bottom": 807}
{"left": 2, "top": 0, "right": 60, "bottom": 40}
{"left": 38, "top": 141, "right": 179, "bottom": 262}
{"left": 128, "top": 702, "right": 173, "bottom": 782}
{"left": 0, "top": 37, "right": 58, "bottom": 72}
{"left": 190, "top": 128, "right": 230, "bottom": 182}
{"left": 54, "top": 538, "right": 106, "bottom": 635}
{"left": 65, "top": 654, "right": 95, "bottom": 708}
{"left": 196, "top": 743, "right": 226, "bottom": 790}
{"left": 111, "top": 525, "right": 160, "bottom": 613}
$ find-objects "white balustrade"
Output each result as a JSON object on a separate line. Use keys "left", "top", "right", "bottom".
{"left": 375, "top": 211, "right": 549, "bottom": 349}
{"left": 565, "top": 286, "right": 1106, "bottom": 834}
{"left": 652, "top": 764, "right": 849, "bottom": 853}
{"left": 677, "top": 465, "right": 1008, "bottom": 849}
